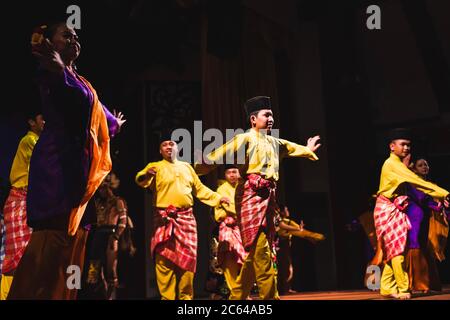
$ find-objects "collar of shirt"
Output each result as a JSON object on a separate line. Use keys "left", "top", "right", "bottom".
{"left": 161, "top": 158, "right": 179, "bottom": 166}
{"left": 27, "top": 130, "right": 39, "bottom": 140}
{"left": 389, "top": 152, "right": 406, "bottom": 165}
{"left": 250, "top": 128, "right": 270, "bottom": 139}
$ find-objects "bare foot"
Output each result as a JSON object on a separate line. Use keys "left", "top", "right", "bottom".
{"left": 397, "top": 293, "right": 411, "bottom": 300}
{"left": 381, "top": 293, "right": 399, "bottom": 299}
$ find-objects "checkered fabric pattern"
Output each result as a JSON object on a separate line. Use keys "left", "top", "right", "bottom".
{"left": 0, "top": 213, "right": 5, "bottom": 273}
{"left": 218, "top": 216, "right": 247, "bottom": 265}
{"left": 374, "top": 195, "right": 411, "bottom": 261}
{"left": 238, "top": 174, "right": 277, "bottom": 250}
{"left": 1, "top": 188, "right": 32, "bottom": 274}
{"left": 151, "top": 205, "right": 198, "bottom": 272}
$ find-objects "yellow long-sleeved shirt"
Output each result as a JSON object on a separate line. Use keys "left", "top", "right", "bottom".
{"left": 9, "top": 131, "right": 39, "bottom": 188}
{"left": 214, "top": 180, "right": 237, "bottom": 222}
{"left": 195, "top": 128, "right": 318, "bottom": 181}
{"left": 377, "top": 153, "right": 449, "bottom": 200}
{"left": 135, "top": 159, "right": 222, "bottom": 208}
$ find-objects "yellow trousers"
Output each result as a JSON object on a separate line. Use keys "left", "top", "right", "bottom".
{"left": 222, "top": 252, "right": 241, "bottom": 293}
{"left": 0, "top": 275, "right": 14, "bottom": 300}
{"left": 229, "top": 231, "right": 279, "bottom": 300}
{"left": 380, "top": 255, "right": 409, "bottom": 295}
{"left": 155, "top": 254, "right": 194, "bottom": 300}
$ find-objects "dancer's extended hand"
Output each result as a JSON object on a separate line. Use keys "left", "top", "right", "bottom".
{"left": 113, "top": 110, "right": 127, "bottom": 130}
{"left": 306, "top": 135, "right": 321, "bottom": 152}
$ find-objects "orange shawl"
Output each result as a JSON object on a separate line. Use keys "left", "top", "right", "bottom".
{"left": 68, "top": 76, "right": 112, "bottom": 236}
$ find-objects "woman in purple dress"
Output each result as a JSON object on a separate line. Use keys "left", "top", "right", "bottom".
{"left": 8, "top": 22, "right": 126, "bottom": 299}
{"left": 405, "top": 158, "right": 449, "bottom": 293}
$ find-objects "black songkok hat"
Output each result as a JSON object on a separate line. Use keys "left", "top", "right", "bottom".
{"left": 244, "top": 96, "right": 271, "bottom": 116}
{"left": 158, "top": 130, "right": 175, "bottom": 145}
{"left": 388, "top": 128, "right": 412, "bottom": 143}
{"left": 224, "top": 163, "right": 239, "bottom": 171}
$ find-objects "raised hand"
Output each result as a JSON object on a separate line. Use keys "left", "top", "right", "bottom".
{"left": 146, "top": 167, "right": 157, "bottom": 178}
{"left": 32, "top": 39, "right": 65, "bottom": 74}
{"left": 306, "top": 135, "right": 321, "bottom": 152}
{"left": 113, "top": 110, "right": 127, "bottom": 130}
{"left": 220, "top": 197, "right": 231, "bottom": 206}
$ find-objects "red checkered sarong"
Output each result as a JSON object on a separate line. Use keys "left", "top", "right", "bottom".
{"left": 150, "top": 206, "right": 197, "bottom": 272}
{"left": 374, "top": 195, "right": 411, "bottom": 261}
{"left": 218, "top": 216, "right": 246, "bottom": 265}
{"left": 1, "top": 188, "right": 32, "bottom": 274}
{"left": 237, "top": 174, "right": 277, "bottom": 250}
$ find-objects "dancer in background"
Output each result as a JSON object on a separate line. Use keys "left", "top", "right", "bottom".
{"left": 404, "top": 157, "right": 449, "bottom": 292}
{"left": 82, "top": 172, "right": 129, "bottom": 300}
{"left": 275, "top": 205, "right": 325, "bottom": 295}
{"left": 214, "top": 164, "right": 246, "bottom": 298}
{"left": 374, "top": 129, "right": 449, "bottom": 299}
{"left": 0, "top": 111, "right": 44, "bottom": 299}
{"left": 136, "top": 133, "right": 229, "bottom": 300}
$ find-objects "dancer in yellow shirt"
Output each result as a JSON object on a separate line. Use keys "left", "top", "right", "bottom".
{"left": 136, "top": 133, "right": 229, "bottom": 300}
{"left": 196, "top": 96, "right": 321, "bottom": 300}
{"left": 1, "top": 112, "right": 44, "bottom": 300}
{"left": 374, "top": 128, "right": 449, "bottom": 299}
{"left": 214, "top": 165, "right": 246, "bottom": 297}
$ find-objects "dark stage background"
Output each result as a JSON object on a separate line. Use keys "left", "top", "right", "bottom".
{"left": 1, "top": 0, "right": 449, "bottom": 298}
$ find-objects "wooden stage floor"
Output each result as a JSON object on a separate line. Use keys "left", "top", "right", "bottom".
{"left": 278, "top": 285, "right": 450, "bottom": 300}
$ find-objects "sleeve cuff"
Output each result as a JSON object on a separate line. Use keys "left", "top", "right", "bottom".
{"left": 307, "top": 148, "right": 319, "bottom": 161}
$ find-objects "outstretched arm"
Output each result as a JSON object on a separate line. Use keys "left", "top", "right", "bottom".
{"left": 279, "top": 220, "right": 302, "bottom": 232}
{"left": 135, "top": 163, "right": 158, "bottom": 188}
{"left": 194, "top": 134, "right": 247, "bottom": 176}
{"left": 102, "top": 107, "right": 126, "bottom": 138}
{"left": 279, "top": 135, "right": 320, "bottom": 160}
{"left": 190, "top": 165, "right": 230, "bottom": 207}
{"left": 388, "top": 161, "right": 449, "bottom": 200}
